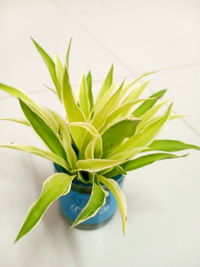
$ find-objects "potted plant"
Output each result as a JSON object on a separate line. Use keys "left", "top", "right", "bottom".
{"left": 0, "top": 39, "right": 199, "bottom": 242}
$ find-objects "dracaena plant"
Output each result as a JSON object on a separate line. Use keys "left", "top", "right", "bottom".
{"left": 0, "top": 39, "right": 199, "bottom": 242}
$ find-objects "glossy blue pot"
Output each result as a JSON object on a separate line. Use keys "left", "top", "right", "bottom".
{"left": 54, "top": 163, "right": 124, "bottom": 230}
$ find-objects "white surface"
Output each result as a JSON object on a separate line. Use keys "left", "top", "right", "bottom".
{"left": 0, "top": 0, "right": 200, "bottom": 266}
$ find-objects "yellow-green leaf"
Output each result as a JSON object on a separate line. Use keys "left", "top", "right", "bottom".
{"left": 133, "top": 89, "right": 167, "bottom": 117}
{"left": 109, "top": 147, "right": 148, "bottom": 160}
{"left": 0, "top": 144, "right": 69, "bottom": 170}
{"left": 145, "top": 139, "right": 200, "bottom": 152}
{"left": 0, "top": 83, "right": 41, "bottom": 112}
{"left": 0, "top": 117, "right": 30, "bottom": 126}
{"left": 110, "top": 104, "right": 172, "bottom": 156}
{"left": 105, "top": 153, "right": 188, "bottom": 177}
{"left": 43, "top": 107, "right": 65, "bottom": 134}
{"left": 119, "top": 71, "right": 156, "bottom": 100}
{"left": 76, "top": 159, "right": 124, "bottom": 172}
{"left": 69, "top": 122, "right": 100, "bottom": 136}
{"left": 19, "top": 99, "right": 66, "bottom": 159}
{"left": 71, "top": 177, "right": 108, "bottom": 227}
{"left": 85, "top": 137, "right": 102, "bottom": 159}
{"left": 69, "top": 122, "right": 102, "bottom": 158}
{"left": 66, "top": 38, "right": 72, "bottom": 70}
{"left": 15, "top": 173, "right": 75, "bottom": 242}
{"left": 137, "top": 99, "right": 169, "bottom": 132}
{"left": 0, "top": 83, "right": 59, "bottom": 132}
{"left": 122, "top": 153, "right": 188, "bottom": 172}
{"left": 86, "top": 71, "right": 94, "bottom": 111}
{"left": 31, "top": 38, "right": 61, "bottom": 99}
{"left": 62, "top": 68, "right": 85, "bottom": 122}
{"left": 102, "top": 117, "right": 140, "bottom": 154}
{"left": 103, "top": 98, "right": 152, "bottom": 129}
{"left": 92, "top": 81, "right": 124, "bottom": 129}
{"left": 96, "top": 64, "right": 113, "bottom": 103}
{"left": 62, "top": 68, "right": 85, "bottom": 148}
{"left": 122, "top": 80, "right": 150, "bottom": 104}
{"left": 99, "top": 175, "right": 127, "bottom": 234}
{"left": 60, "top": 124, "right": 77, "bottom": 169}
{"left": 94, "top": 83, "right": 116, "bottom": 113}
{"left": 113, "top": 165, "right": 127, "bottom": 175}
{"left": 55, "top": 55, "right": 64, "bottom": 88}
{"left": 79, "top": 76, "right": 91, "bottom": 119}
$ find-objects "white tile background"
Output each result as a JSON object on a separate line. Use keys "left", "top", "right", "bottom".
{"left": 0, "top": 0, "right": 200, "bottom": 266}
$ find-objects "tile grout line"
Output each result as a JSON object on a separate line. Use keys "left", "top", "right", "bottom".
{"left": 37, "top": 0, "right": 200, "bottom": 138}
{"left": 136, "top": 62, "right": 200, "bottom": 74}
{"left": 2, "top": 0, "right": 198, "bottom": 138}
{"left": 49, "top": 0, "right": 136, "bottom": 76}
{"left": 50, "top": 0, "right": 200, "bottom": 75}
{"left": 1, "top": 60, "right": 200, "bottom": 101}
{"left": 153, "top": 0, "right": 200, "bottom": 26}
{"left": 0, "top": 74, "right": 127, "bottom": 101}
{"left": 180, "top": 118, "right": 200, "bottom": 138}
{"left": 50, "top": 0, "right": 200, "bottom": 138}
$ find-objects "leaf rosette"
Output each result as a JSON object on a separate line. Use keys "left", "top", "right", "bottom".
{"left": 0, "top": 39, "right": 199, "bottom": 241}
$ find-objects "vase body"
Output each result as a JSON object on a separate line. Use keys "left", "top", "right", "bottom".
{"left": 54, "top": 163, "right": 124, "bottom": 230}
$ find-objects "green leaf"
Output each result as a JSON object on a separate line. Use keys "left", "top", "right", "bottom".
{"left": 15, "top": 173, "right": 75, "bottom": 242}
{"left": 0, "top": 117, "right": 30, "bottom": 126}
{"left": 94, "top": 83, "right": 116, "bottom": 113}
{"left": 122, "top": 80, "right": 150, "bottom": 104}
{"left": 110, "top": 104, "right": 172, "bottom": 157}
{"left": 60, "top": 124, "right": 77, "bottom": 169}
{"left": 133, "top": 89, "right": 167, "bottom": 117}
{"left": 31, "top": 38, "right": 61, "bottom": 99}
{"left": 0, "top": 144, "right": 70, "bottom": 170}
{"left": 102, "top": 117, "right": 140, "bottom": 154}
{"left": 86, "top": 71, "right": 94, "bottom": 111}
{"left": 76, "top": 159, "right": 124, "bottom": 172}
{"left": 19, "top": 99, "right": 66, "bottom": 159}
{"left": 99, "top": 175, "right": 127, "bottom": 234}
{"left": 71, "top": 177, "right": 108, "bottom": 227}
{"left": 137, "top": 99, "right": 169, "bottom": 132}
{"left": 79, "top": 76, "right": 91, "bottom": 119}
{"left": 66, "top": 38, "right": 72, "bottom": 70}
{"left": 96, "top": 64, "right": 113, "bottom": 103}
{"left": 100, "top": 168, "right": 117, "bottom": 177}
{"left": 62, "top": 68, "right": 85, "bottom": 148}
{"left": 55, "top": 56, "right": 64, "bottom": 88}
{"left": 120, "top": 71, "right": 156, "bottom": 99}
{"left": 85, "top": 137, "right": 102, "bottom": 159}
{"left": 0, "top": 83, "right": 59, "bottom": 132}
{"left": 98, "top": 167, "right": 113, "bottom": 176}
{"left": 145, "top": 111, "right": 185, "bottom": 126}
{"left": 104, "top": 98, "right": 153, "bottom": 127}
{"left": 105, "top": 153, "right": 188, "bottom": 177}
{"left": 0, "top": 83, "right": 41, "bottom": 111}
{"left": 69, "top": 122, "right": 102, "bottom": 158}
{"left": 114, "top": 165, "right": 127, "bottom": 175}
{"left": 62, "top": 68, "right": 85, "bottom": 122}
{"left": 69, "top": 122, "right": 100, "bottom": 137}
{"left": 109, "top": 147, "right": 148, "bottom": 160}
{"left": 92, "top": 81, "right": 124, "bottom": 129}
{"left": 43, "top": 107, "right": 65, "bottom": 134}
{"left": 145, "top": 139, "right": 200, "bottom": 152}
{"left": 122, "top": 152, "right": 188, "bottom": 171}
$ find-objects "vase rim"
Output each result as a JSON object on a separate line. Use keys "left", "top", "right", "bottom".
{"left": 53, "top": 163, "right": 125, "bottom": 188}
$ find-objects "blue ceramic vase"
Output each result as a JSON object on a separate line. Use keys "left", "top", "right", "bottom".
{"left": 54, "top": 163, "right": 124, "bottom": 230}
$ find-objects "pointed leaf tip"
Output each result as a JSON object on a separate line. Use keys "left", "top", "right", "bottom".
{"left": 14, "top": 173, "right": 75, "bottom": 241}
{"left": 71, "top": 177, "right": 108, "bottom": 227}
